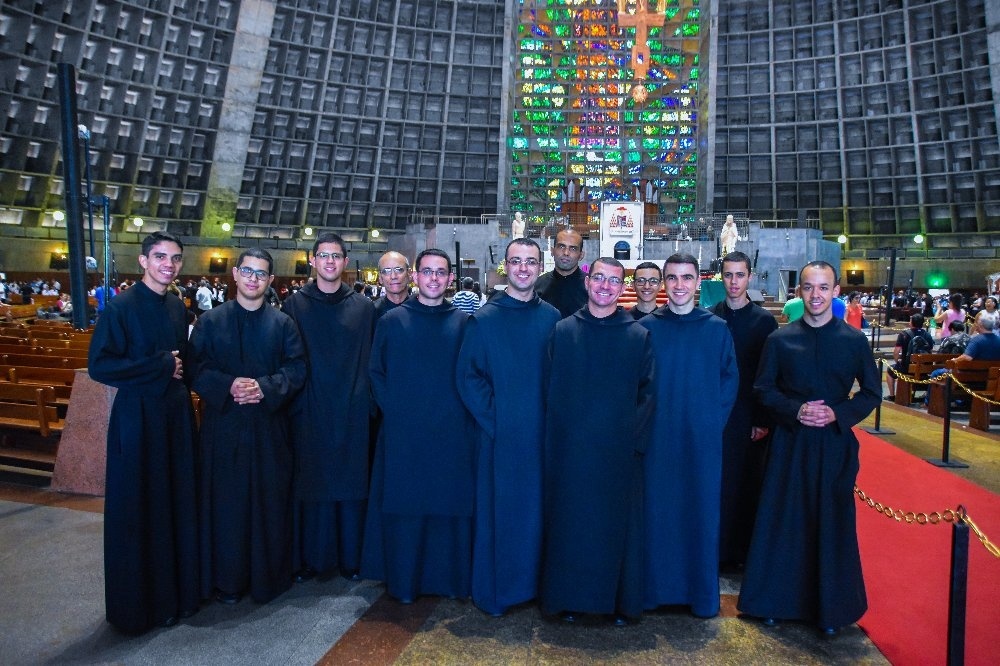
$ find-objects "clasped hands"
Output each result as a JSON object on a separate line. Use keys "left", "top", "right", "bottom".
{"left": 797, "top": 400, "right": 835, "bottom": 427}
{"left": 231, "top": 377, "right": 263, "bottom": 405}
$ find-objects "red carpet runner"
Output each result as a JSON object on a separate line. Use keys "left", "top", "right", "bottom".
{"left": 855, "top": 430, "right": 1000, "bottom": 666}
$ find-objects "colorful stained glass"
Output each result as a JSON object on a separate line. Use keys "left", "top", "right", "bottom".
{"left": 510, "top": 0, "right": 701, "bottom": 220}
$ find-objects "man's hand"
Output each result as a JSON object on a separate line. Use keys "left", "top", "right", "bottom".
{"left": 750, "top": 426, "right": 769, "bottom": 441}
{"left": 171, "top": 350, "right": 183, "bottom": 380}
{"left": 797, "top": 399, "right": 836, "bottom": 427}
{"left": 231, "top": 377, "right": 263, "bottom": 405}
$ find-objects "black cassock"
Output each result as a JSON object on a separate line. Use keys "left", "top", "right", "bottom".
{"left": 535, "top": 268, "right": 587, "bottom": 319}
{"left": 88, "top": 281, "right": 199, "bottom": 633}
{"left": 188, "top": 301, "right": 306, "bottom": 603}
{"left": 540, "top": 307, "right": 655, "bottom": 619}
{"left": 363, "top": 299, "right": 475, "bottom": 601}
{"left": 282, "top": 282, "right": 375, "bottom": 575}
{"left": 456, "top": 293, "right": 560, "bottom": 616}
{"left": 711, "top": 300, "right": 778, "bottom": 565}
{"left": 738, "top": 317, "right": 880, "bottom": 629}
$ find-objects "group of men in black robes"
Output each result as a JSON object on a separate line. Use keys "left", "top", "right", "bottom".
{"left": 91, "top": 227, "right": 877, "bottom": 637}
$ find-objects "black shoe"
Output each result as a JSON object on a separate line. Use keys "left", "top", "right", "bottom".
{"left": 215, "top": 590, "right": 242, "bottom": 605}
{"left": 821, "top": 626, "right": 839, "bottom": 636}
{"left": 294, "top": 566, "right": 317, "bottom": 583}
{"left": 160, "top": 616, "right": 178, "bottom": 628}
{"left": 763, "top": 617, "right": 779, "bottom": 627}
{"left": 560, "top": 611, "right": 577, "bottom": 624}
{"left": 884, "top": 395, "right": 895, "bottom": 401}
{"left": 612, "top": 615, "right": 635, "bottom": 627}
{"left": 340, "top": 568, "right": 361, "bottom": 581}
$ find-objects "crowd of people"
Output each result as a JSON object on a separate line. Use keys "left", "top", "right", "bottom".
{"left": 86, "top": 229, "right": 880, "bottom": 638}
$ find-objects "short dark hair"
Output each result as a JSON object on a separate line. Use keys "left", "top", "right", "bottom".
{"left": 312, "top": 232, "right": 346, "bottom": 256}
{"left": 237, "top": 247, "right": 274, "bottom": 275}
{"left": 461, "top": 276, "right": 474, "bottom": 289}
{"left": 415, "top": 248, "right": 452, "bottom": 274}
{"left": 589, "top": 256, "right": 624, "bottom": 275}
{"left": 664, "top": 252, "right": 698, "bottom": 273}
{"left": 505, "top": 237, "right": 541, "bottom": 261}
{"left": 800, "top": 260, "right": 839, "bottom": 284}
{"left": 910, "top": 313, "right": 925, "bottom": 329}
{"left": 634, "top": 261, "right": 662, "bottom": 278}
{"left": 949, "top": 320, "right": 966, "bottom": 332}
{"left": 141, "top": 231, "right": 183, "bottom": 256}
{"left": 721, "top": 251, "right": 751, "bottom": 273}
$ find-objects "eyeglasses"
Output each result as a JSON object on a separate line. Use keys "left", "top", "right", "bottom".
{"left": 379, "top": 265, "right": 407, "bottom": 276}
{"left": 555, "top": 243, "right": 581, "bottom": 253}
{"left": 238, "top": 266, "right": 269, "bottom": 280}
{"left": 589, "top": 274, "right": 623, "bottom": 286}
{"left": 418, "top": 268, "right": 449, "bottom": 279}
{"left": 506, "top": 257, "right": 539, "bottom": 267}
{"left": 634, "top": 277, "right": 661, "bottom": 286}
{"left": 315, "top": 251, "right": 344, "bottom": 261}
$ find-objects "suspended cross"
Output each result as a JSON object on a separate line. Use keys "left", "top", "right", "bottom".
{"left": 616, "top": 0, "right": 666, "bottom": 80}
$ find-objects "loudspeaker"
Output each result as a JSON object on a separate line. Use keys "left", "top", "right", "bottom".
{"left": 208, "top": 257, "right": 228, "bottom": 273}
{"left": 294, "top": 260, "right": 310, "bottom": 275}
{"left": 49, "top": 253, "right": 69, "bottom": 270}
{"left": 847, "top": 270, "right": 864, "bottom": 285}
{"left": 747, "top": 289, "right": 765, "bottom": 304}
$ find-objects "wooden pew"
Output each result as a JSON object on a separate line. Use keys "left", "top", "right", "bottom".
{"left": 968, "top": 366, "right": 1000, "bottom": 431}
{"left": 0, "top": 354, "right": 86, "bottom": 369}
{"left": 894, "top": 353, "right": 957, "bottom": 405}
{"left": 1, "top": 365, "right": 77, "bottom": 402}
{"left": 0, "top": 382, "right": 62, "bottom": 437}
{"left": 927, "top": 359, "right": 1000, "bottom": 420}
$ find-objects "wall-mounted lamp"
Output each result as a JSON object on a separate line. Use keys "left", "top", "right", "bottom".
{"left": 370, "top": 228, "right": 380, "bottom": 239}
{"left": 133, "top": 216, "right": 144, "bottom": 228}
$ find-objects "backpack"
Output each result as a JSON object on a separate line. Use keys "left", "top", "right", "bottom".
{"left": 904, "top": 329, "right": 933, "bottom": 367}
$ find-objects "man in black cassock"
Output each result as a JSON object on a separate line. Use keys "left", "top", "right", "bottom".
{"left": 282, "top": 232, "right": 375, "bottom": 582}
{"left": 640, "top": 253, "right": 738, "bottom": 618}
{"left": 457, "top": 238, "right": 560, "bottom": 616}
{"left": 541, "top": 257, "right": 655, "bottom": 624}
{"left": 535, "top": 227, "right": 587, "bottom": 318}
{"left": 373, "top": 250, "right": 410, "bottom": 321}
{"left": 710, "top": 251, "right": 778, "bottom": 567}
{"left": 738, "top": 261, "right": 880, "bottom": 634}
{"left": 88, "top": 231, "right": 199, "bottom": 633}
{"left": 188, "top": 248, "right": 306, "bottom": 604}
{"left": 363, "top": 248, "right": 475, "bottom": 603}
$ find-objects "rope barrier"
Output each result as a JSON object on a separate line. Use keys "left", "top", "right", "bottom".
{"left": 854, "top": 487, "right": 1000, "bottom": 558}
{"left": 885, "top": 365, "right": 1000, "bottom": 405}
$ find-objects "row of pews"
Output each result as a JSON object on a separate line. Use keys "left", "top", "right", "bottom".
{"left": 892, "top": 352, "right": 1000, "bottom": 431}
{"left": 0, "top": 321, "right": 86, "bottom": 481}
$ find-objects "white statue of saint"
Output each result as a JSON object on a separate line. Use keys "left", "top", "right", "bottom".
{"left": 720, "top": 214, "right": 739, "bottom": 256}
{"left": 511, "top": 212, "right": 525, "bottom": 238}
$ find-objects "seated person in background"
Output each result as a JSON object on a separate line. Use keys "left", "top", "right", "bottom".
{"left": 886, "top": 313, "right": 932, "bottom": 400}
{"left": 938, "top": 320, "right": 971, "bottom": 355}
{"left": 955, "top": 317, "right": 1000, "bottom": 362}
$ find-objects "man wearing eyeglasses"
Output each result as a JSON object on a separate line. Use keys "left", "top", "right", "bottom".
{"left": 373, "top": 251, "right": 410, "bottom": 321}
{"left": 709, "top": 251, "right": 778, "bottom": 571}
{"left": 639, "top": 252, "right": 738, "bottom": 619}
{"left": 282, "top": 232, "right": 376, "bottom": 584}
{"left": 535, "top": 227, "right": 587, "bottom": 318}
{"left": 540, "top": 257, "right": 655, "bottom": 626}
{"left": 629, "top": 261, "right": 663, "bottom": 319}
{"left": 188, "top": 248, "right": 306, "bottom": 606}
{"left": 456, "top": 238, "right": 560, "bottom": 616}
{"left": 364, "top": 248, "right": 475, "bottom": 603}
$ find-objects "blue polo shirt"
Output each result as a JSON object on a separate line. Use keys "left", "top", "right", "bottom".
{"left": 965, "top": 332, "right": 1000, "bottom": 360}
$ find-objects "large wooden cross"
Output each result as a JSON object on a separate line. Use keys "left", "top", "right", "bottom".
{"left": 617, "top": 0, "right": 666, "bottom": 80}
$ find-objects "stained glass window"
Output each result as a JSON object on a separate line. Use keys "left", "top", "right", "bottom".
{"left": 510, "top": 0, "right": 702, "bottom": 225}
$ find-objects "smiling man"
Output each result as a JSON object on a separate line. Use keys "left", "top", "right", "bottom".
{"left": 456, "top": 238, "right": 560, "bottom": 616}
{"left": 282, "top": 232, "right": 376, "bottom": 584}
{"left": 364, "top": 248, "right": 476, "bottom": 603}
{"left": 188, "top": 248, "right": 306, "bottom": 606}
{"left": 629, "top": 261, "right": 662, "bottom": 319}
{"left": 639, "top": 252, "right": 738, "bottom": 619}
{"left": 710, "top": 251, "right": 778, "bottom": 569}
{"left": 88, "top": 231, "right": 200, "bottom": 633}
{"left": 738, "top": 261, "right": 880, "bottom": 634}
{"left": 541, "top": 256, "right": 655, "bottom": 625}
{"left": 373, "top": 250, "right": 410, "bottom": 321}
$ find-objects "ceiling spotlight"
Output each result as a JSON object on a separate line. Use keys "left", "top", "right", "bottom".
{"left": 370, "top": 228, "right": 380, "bottom": 238}
{"left": 303, "top": 226, "right": 313, "bottom": 236}
{"left": 221, "top": 221, "right": 232, "bottom": 232}
{"left": 52, "top": 210, "right": 65, "bottom": 221}
{"left": 837, "top": 234, "right": 848, "bottom": 244}
{"left": 913, "top": 234, "right": 924, "bottom": 244}
{"left": 133, "top": 217, "right": 144, "bottom": 228}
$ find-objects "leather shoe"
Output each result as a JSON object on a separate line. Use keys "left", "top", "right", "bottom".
{"left": 763, "top": 617, "right": 779, "bottom": 627}
{"left": 560, "top": 611, "right": 577, "bottom": 624}
{"left": 294, "top": 566, "right": 318, "bottom": 583}
{"left": 821, "top": 626, "right": 839, "bottom": 636}
{"left": 160, "top": 616, "right": 178, "bottom": 628}
{"left": 612, "top": 615, "right": 634, "bottom": 627}
{"left": 340, "top": 568, "right": 361, "bottom": 581}
{"left": 215, "top": 590, "right": 242, "bottom": 605}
